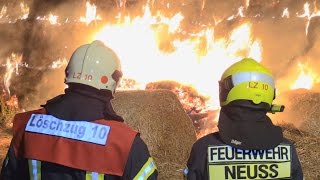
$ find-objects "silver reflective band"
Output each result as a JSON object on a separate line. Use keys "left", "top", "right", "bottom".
{"left": 92, "top": 172, "right": 99, "bottom": 180}
{"left": 25, "top": 114, "right": 110, "bottom": 145}
{"left": 138, "top": 161, "right": 155, "bottom": 180}
{"left": 183, "top": 168, "right": 189, "bottom": 175}
{"left": 86, "top": 171, "right": 104, "bottom": 180}
{"left": 28, "top": 159, "right": 41, "bottom": 180}
{"left": 134, "top": 157, "right": 157, "bottom": 180}
{"left": 31, "top": 160, "right": 39, "bottom": 180}
{"left": 232, "top": 72, "right": 275, "bottom": 88}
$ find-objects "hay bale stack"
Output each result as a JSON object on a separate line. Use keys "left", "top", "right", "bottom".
{"left": 271, "top": 89, "right": 320, "bottom": 136}
{"left": 282, "top": 124, "right": 320, "bottom": 179}
{"left": 112, "top": 90, "right": 197, "bottom": 180}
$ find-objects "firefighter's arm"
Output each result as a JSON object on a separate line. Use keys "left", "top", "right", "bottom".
{"left": 0, "top": 142, "right": 18, "bottom": 180}
{"left": 123, "top": 136, "right": 158, "bottom": 180}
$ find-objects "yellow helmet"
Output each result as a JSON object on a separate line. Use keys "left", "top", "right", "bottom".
{"left": 219, "top": 58, "right": 275, "bottom": 107}
{"left": 65, "top": 40, "right": 122, "bottom": 94}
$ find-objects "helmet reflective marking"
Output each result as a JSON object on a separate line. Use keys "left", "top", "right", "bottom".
{"left": 232, "top": 72, "right": 274, "bottom": 88}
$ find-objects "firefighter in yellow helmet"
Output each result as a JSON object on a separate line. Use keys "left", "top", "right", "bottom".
{"left": 185, "top": 58, "right": 303, "bottom": 179}
{"left": 0, "top": 40, "right": 158, "bottom": 180}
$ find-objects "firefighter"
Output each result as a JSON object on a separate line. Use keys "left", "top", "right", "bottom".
{"left": 0, "top": 40, "right": 158, "bottom": 180}
{"left": 185, "top": 58, "right": 303, "bottom": 180}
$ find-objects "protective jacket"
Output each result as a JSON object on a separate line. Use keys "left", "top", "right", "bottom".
{"left": 186, "top": 132, "right": 303, "bottom": 180}
{"left": 186, "top": 106, "right": 303, "bottom": 180}
{"left": 0, "top": 84, "right": 158, "bottom": 180}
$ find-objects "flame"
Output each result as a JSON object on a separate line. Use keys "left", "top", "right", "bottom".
{"left": 291, "top": 63, "right": 319, "bottom": 90}
{"left": 3, "top": 54, "right": 22, "bottom": 96}
{"left": 80, "top": 1, "right": 102, "bottom": 25}
{"left": 48, "top": 13, "right": 58, "bottom": 25}
{"left": 20, "top": 2, "right": 29, "bottom": 20}
{"left": 5, "top": 95, "right": 19, "bottom": 109}
{"left": 201, "top": 0, "right": 206, "bottom": 11}
{"left": 50, "top": 58, "right": 68, "bottom": 69}
{"left": 282, "top": 8, "right": 290, "bottom": 18}
{"left": 0, "top": 6, "right": 7, "bottom": 19}
{"left": 116, "top": 0, "right": 127, "bottom": 9}
{"left": 297, "top": 2, "right": 320, "bottom": 35}
{"left": 36, "top": 13, "right": 59, "bottom": 25}
{"left": 94, "top": 5, "right": 261, "bottom": 110}
{"left": 245, "top": 0, "right": 250, "bottom": 9}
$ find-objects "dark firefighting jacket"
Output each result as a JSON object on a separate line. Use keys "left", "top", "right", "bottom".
{"left": 0, "top": 84, "right": 158, "bottom": 180}
{"left": 186, "top": 132, "right": 303, "bottom": 180}
{"left": 185, "top": 105, "right": 303, "bottom": 180}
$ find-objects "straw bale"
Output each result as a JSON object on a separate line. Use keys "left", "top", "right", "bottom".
{"left": 271, "top": 89, "right": 320, "bottom": 136}
{"left": 112, "top": 90, "right": 197, "bottom": 180}
{"left": 282, "top": 124, "right": 320, "bottom": 179}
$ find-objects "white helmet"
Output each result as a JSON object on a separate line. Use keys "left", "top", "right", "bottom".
{"left": 65, "top": 40, "right": 122, "bottom": 94}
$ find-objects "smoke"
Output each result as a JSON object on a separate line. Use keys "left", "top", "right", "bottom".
{"left": 1, "top": 0, "right": 320, "bottom": 111}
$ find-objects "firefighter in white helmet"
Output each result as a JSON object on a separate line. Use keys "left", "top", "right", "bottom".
{"left": 185, "top": 58, "right": 303, "bottom": 179}
{"left": 0, "top": 40, "right": 158, "bottom": 180}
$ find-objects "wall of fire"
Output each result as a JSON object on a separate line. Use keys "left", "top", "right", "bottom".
{"left": 0, "top": 0, "right": 320, "bottom": 111}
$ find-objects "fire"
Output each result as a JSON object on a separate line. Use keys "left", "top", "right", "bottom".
{"left": 48, "top": 13, "right": 58, "bottom": 25}
{"left": 297, "top": 2, "right": 320, "bottom": 35}
{"left": 282, "top": 8, "right": 290, "bottom": 18}
{"left": 245, "top": 0, "right": 250, "bottom": 9}
{"left": 3, "top": 54, "right": 22, "bottom": 96}
{"left": 93, "top": 5, "right": 262, "bottom": 110}
{"left": 19, "top": 2, "right": 29, "bottom": 20}
{"left": 0, "top": 6, "right": 7, "bottom": 19}
{"left": 80, "top": 1, "right": 102, "bottom": 25}
{"left": 291, "top": 63, "right": 319, "bottom": 90}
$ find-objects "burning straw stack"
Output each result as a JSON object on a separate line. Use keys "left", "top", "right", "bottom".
{"left": 112, "top": 90, "right": 196, "bottom": 180}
